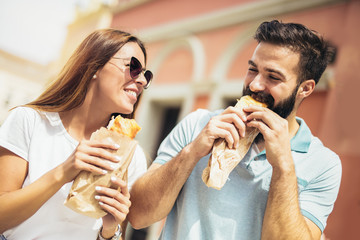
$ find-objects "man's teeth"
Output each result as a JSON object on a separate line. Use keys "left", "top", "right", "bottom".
{"left": 126, "top": 90, "right": 137, "bottom": 97}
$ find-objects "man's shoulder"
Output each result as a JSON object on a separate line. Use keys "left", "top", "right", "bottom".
{"left": 188, "top": 108, "right": 223, "bottom": 118}
{"left": 309, "top": 135, "right": 341, "bottom": 165}
{"left": 294, "top": 118, "right": 341, "bottom": 172}
{"left": 185, "top": 108, "right": 224, "bottom": 125}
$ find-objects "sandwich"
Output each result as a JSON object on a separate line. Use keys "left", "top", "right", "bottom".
{"left": 202, "top": 96, "right": 267, "bottom": 190}
{"left": 64, "top": 115, "right": 141, "bottom": 218}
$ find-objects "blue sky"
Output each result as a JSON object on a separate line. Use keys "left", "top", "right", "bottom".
{"left": 0, "top": 0, "right": 85, "bottom": 64}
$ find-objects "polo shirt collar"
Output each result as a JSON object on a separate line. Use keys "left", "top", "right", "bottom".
{"left": 256, "top": 117, "right": 311, "bottom": 157}
{"left": 290, "top": 117, "right": 312, "bottom": 153}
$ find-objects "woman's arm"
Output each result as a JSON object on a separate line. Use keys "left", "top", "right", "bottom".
{"left": 0, "top": 147, "right": 68, "bottom": 232}
{"left": 0, "top": 140, "right": 120, "bottom": 233}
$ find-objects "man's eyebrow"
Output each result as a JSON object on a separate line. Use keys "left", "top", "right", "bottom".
{"left": 249, "top": 60, "right": 286, "bottom": 80}
{"left": 248, "top": 60, "right": 256, "bottom": 67}
{"left": 266, "top": 68, "right": 286, "bottom": 80}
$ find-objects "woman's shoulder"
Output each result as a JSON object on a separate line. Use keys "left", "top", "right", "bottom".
{"left": 9, "top": 106, "right": 42, "bottom": 118}
{"left": 13, "top": 107, "right": 63, "bottom": 126}
{"left": 2, "top": 106, "right": 40, "bottom": 125}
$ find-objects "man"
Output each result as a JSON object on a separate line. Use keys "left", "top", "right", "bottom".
{"left": 128, "top": 20, "right": 342, "bottom": 240}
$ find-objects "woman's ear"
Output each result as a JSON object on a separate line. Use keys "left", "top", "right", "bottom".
{"left": 92, "top": 70, "right": 100, "bottom": 80}
{"left": 298, "top": 79, "right": 315, "bottom": 98}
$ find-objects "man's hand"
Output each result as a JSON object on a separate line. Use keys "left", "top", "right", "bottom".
{"left": 244, "top": 105, "right": 293, "bottom": 170}
{"left": 189, "top": 106, "right": 248, "bottom": 160}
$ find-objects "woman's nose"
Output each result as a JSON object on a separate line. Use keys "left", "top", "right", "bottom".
{"left": 135, "top": 72, "right": 148, "bottom": 88}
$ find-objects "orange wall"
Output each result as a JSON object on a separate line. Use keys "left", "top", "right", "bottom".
{"left": 112, "top": 0, "right": 255, "bottom": 30}
{"left": 112, "top": 1, "right": 360, "bottom": 239}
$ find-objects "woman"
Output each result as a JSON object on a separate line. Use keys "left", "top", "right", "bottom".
{"left": 0, "top": 29, "right": 152, "bottom": 240}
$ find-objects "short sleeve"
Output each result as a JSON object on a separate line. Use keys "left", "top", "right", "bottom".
{"left": 0, "top": 107, "right": 37, "bottom": 161}
{"left": 299, "top": 151, "right": 342, "bottom": 232}
{"left": 153, "top": 121, "right": 189, "bottom": 165}
{"left": 127, "top": 145, "right": 148, "bottom": 189}
{"left": 153, "top": 109, "right": 217, "bottom": 165}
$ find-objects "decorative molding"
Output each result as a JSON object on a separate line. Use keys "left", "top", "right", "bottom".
{"left": 111, "top": 0, "right": 153, "bottom": 13}
{"left": 138, "top": 0, "right": 347, "bottom": 42}
{"left": 210, "top": 25, "right": 258, "bottom": 82}
{"left": 149, "top": 36, "right": 205, "bottom": 82}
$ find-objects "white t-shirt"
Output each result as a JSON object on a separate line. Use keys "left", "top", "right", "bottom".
{"left": 0, "top": 107, "right": 147, "bottom": 240}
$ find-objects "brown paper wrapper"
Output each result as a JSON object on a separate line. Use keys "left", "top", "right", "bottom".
{"left": 202, "top": 96, "right": 265, "bottom": 190}
{"left": 64, "top": 127, "right": 137, "bottom": 218}
{"left": 202, "top": 128, "right": 259, "bottom": 190}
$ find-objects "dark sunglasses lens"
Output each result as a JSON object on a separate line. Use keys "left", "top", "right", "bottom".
{"left": 130, "top": 57, "right": 153, "bottom": 89}
{"left": 130, "top": 57, "right": 142, "bottom": 78}
{"left": 144, "top": 71, "right": 153, "bottom": 88}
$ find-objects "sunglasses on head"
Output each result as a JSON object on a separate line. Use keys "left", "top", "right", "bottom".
{"left": 112, "top": 56, "right": 153, "bottom": 89}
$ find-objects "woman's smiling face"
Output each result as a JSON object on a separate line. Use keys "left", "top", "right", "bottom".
{"left": 92, "top": 42, "right": 148, "bottom": 115}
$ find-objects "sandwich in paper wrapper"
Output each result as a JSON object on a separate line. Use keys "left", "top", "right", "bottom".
{"left": 202, "top": 96, "right": 267, "bottom": 190}
{"left": 64, "top": 115, "right": 141, "bottom": 218}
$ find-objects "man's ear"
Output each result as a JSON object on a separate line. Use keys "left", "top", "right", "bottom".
{"left": 298, "top": 79, "right": 315, "bottom": 98}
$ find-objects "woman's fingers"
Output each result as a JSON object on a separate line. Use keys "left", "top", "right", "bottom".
{"left": 73, "top": 154, "right": 112, "bottom": 175}
{"left": 79, "top": 140, "right": 121, "bottom": 162}
{"left": 95, "top": 177, "right": 131, "bottom": 222}
{"left": 73, "top": 140, "right": 122, "bottom": 175}
{"left": 95, "top": 177, "right": 130, "bottom": 202}
{"left": 86, "top": 139, "right": 120, "bottom": 151}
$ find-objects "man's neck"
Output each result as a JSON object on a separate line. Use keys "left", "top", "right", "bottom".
{"left": 287, "top": 115, "right": 300, "bottom": 139}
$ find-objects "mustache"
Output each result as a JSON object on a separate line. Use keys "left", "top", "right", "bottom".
{"left": 242, "top": 87, "right": 274, "bottom": 109}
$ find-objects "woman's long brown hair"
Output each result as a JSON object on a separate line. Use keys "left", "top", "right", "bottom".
{"left": 24, "top": 29, "right": 147, "bottom": 119}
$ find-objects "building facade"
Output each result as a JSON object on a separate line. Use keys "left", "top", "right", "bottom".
{"left": 0, "top": 0, "right": 358, "bottom": 239}
{"left": 110, "top": 0, "right": 359, "bottom": 239}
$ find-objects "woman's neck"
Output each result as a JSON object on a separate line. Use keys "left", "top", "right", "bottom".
{"left": 59, "top": 102, "right": 110, "bottom": 141}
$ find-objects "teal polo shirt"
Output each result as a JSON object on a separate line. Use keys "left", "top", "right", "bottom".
{"left": 154, "top": 109, "right": 342, "bottom": 240}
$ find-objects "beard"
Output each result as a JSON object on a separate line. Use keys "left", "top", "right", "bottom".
{"left": 242, "top": 85, "right": 299, "bottom": 119}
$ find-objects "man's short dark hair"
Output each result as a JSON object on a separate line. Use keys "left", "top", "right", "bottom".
{"left": 254, "top": 20, "right": 335, "bottom": 84}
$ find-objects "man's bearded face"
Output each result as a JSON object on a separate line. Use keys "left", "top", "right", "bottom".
{"left": 242, "top": 84, "right": 299, "bottom": 119}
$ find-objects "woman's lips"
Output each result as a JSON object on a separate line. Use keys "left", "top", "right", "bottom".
{"left": 125, "top": 89, "right": 138, "bottom": 101}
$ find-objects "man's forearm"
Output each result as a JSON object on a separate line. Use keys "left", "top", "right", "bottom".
{"left": 128, "top": 144, "right": 199, "bottom": 229}
{"left": 261, "top": 165, "right": 316, "bottom": 240}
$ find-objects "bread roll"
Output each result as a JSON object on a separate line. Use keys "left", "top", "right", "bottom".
{"left": 202, "top": 96, "right": 267, "bottom": 190}
{"left": 107, "top": 115, "right": 141, "bottom": 139}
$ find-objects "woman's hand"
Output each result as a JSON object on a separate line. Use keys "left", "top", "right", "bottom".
{"left": 97, "top": 177, "right": 131, "bottom": 237}
{"left": 60, "top": 140, "right": 121, "bottom": 183}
